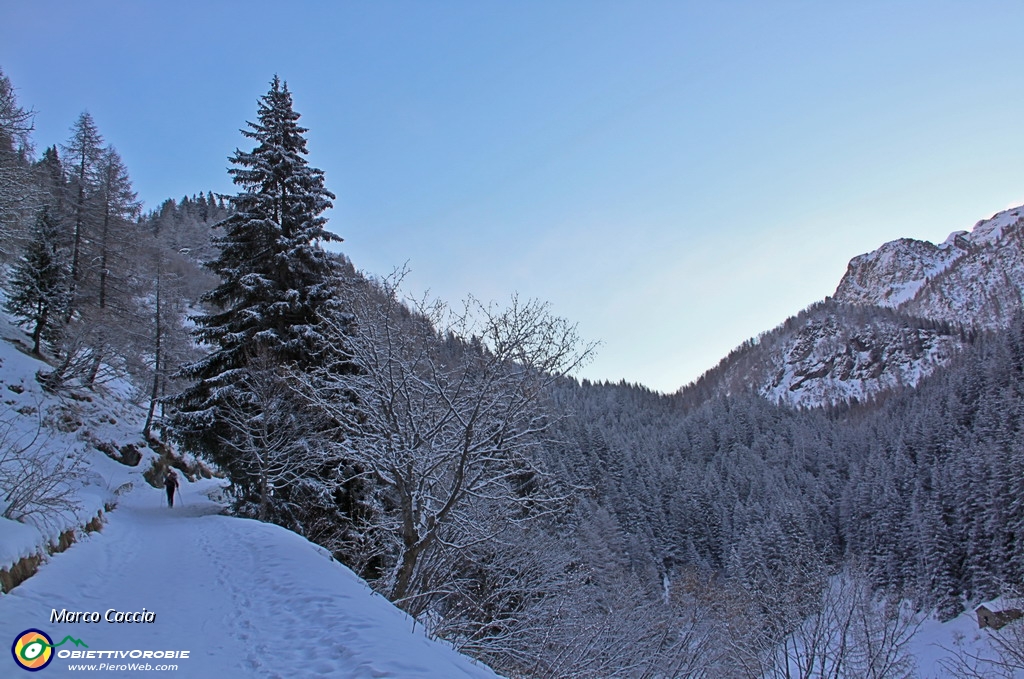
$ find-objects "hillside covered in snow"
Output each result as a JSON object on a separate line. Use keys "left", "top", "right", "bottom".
{"left": 683, "top": 206, "right": 1024, "bottom": 408}
{"left": 2, "top": 487, "right": 501, "bottom": 678}
{"left": 2, "top": 313, "right": 1020, "bottom": 677}
{"left": 0, "top": 308, "right": 500, "bottom": 678}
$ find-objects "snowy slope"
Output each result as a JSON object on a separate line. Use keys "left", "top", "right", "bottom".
{"left": 757, "top": 306, "right": 961, "bottom": 407}
{"left": 684, "top": 301, "right": 966, "bottom": 407}
{"left": 7, "top": 475, "right": 1013, "bottom": 679}
{"left": 0, "top": 304, "right": 146, "bottom": 568}
{"left": 0, "top": 483, "right": 501, "bottom": 678}
{"left": 833, "top": 236, "right": 965, "bottom": 309}
{"left": 908, "top": 603, "right": 1024, "bottom": 678}
{"left": 685, "top": 204, "right": 1024, "bottom": 407}
{"left": 836, "top": 205, "right": 1024, "bottom": 327}
{"left": 0, "top": 300, "right": 500, "bottom": 678}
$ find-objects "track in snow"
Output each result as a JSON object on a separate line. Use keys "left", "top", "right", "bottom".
{"left": 0, "top": 481, "right": 500, "bottom": 678}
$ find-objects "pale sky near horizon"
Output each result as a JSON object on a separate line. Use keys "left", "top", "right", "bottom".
{"left": 3, "top": 2, "right": 1024, "bottom": 393}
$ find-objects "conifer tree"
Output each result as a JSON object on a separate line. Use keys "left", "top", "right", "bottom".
{"left": 173, "top": 76, "right": 342, "bottom": 490}
{"left": 81, "top": 145, "right": 141, "bottom": 384}
{"left": 0, "top": 68, "right": 35, "bottom": 253}
{"left": 92, "top": 145, "right": 140, "bottom": 313}
{"left": 61, "top": 112, "right": 103, "bottom": 294}
{"left": 5, "top": 208, "right": 68, "bottom": 355}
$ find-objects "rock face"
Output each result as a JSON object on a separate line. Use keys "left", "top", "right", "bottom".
{"left": 762, "top": 309, "right": 962, "bottom": 406}
{"left": 835, "top": 207, "right": 1024, "bottom": 329}
{"left": 833, "top": 237, "right": 965, "bottom": 309}
{"left": 686, "top": 302, "right": 964, "bottom": 408}
{"left": 684, "top": 206, "right": 1024, "bottom": 408}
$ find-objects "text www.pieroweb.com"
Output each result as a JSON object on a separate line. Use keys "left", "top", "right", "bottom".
{"left": 67, "top": 662, "right": 178, "bottom": 671}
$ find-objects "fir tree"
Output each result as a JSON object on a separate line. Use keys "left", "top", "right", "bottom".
{"left": 173, "top": 76, "right": 343, "bottom": 493}
{"left": 5, "top": 208, "right": 68, "bottom": 355}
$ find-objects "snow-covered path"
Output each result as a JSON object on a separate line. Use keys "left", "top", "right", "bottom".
{"left": 0, "top": 482, "right": 500, "bottom": 678}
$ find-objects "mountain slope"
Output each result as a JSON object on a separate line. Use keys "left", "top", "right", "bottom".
{"left": 836, "top": 206, "right": 1024, "bottom": 327}
{"left": 683, "top": 205, "right": 1024, "bottom": 407}
{"left": 682, "top": 302, "right": 967, "bottom": 407}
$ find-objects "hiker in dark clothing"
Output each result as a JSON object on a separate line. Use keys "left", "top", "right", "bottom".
{"left": 164, "top": 470, "right": 179, "bottom": 508}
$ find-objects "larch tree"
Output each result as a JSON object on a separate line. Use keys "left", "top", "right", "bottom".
{"left": 91, "top": 145, "right": 140, "bottom": 313}
{"left": 61, "top": 112, "right": 103, "bottom": 295}
{"left": 0, "top": 67, "right": 35, "bottom": 254}
{"left": 173, "top": 76, "right": 343, "bottom": 504}
{"left": 81, "top": 145, "right": 141, "bottom": 384}
{"left": 0, "top": 68, "right": 33, "bottom": 148}
{"left": 44, "top": 139, "right": 142, "bottom": 388}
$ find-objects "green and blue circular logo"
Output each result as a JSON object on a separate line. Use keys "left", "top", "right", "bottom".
{"left": 12, "top": 629, "right": 54, "bottom": 671}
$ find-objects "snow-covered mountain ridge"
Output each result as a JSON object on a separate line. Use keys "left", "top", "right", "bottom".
{"left": 684, "top": 205, "right": 1024, "bottom": 407}
{"left": 835, "top": 205, "right": 1024, "bottom": 327}
{"left": 684, "top": 301, "right": 966, "bottom": 407}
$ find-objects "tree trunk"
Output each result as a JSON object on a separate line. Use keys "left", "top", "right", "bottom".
{"left": 144, "top": 261, "right": 162, "bottom": 437}
{"left": 31, "top": 300, "right": 46, "bottom": 355}
{"left": 392, "top": 542, "right": 421, "bottom": 603}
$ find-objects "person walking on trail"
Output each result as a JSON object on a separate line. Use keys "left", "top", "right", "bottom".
{"left": 164, "top": 470, "right": 179, "bottom": 508}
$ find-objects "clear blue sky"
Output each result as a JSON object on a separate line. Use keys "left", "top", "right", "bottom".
{"left": 4, "top": 1, "right": 1024, "bottom": 392}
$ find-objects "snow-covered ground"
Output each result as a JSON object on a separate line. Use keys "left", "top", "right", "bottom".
{"left": 0, "top": 298, "right": 500, "bottom": 677}
{"left": 1, "top": 480, "right": 501, "bottom": 677}
{"left": 910, "top": 605, "right": 1023, "bottom": 678}
{"left": 0, "top": 308, "right": 134, "bottom": 567}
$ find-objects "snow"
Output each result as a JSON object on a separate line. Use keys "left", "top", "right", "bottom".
{"left": 756, "top": 310, "right": 963, "bottom": 408}
{"left": 0, "top": 307, "right": 134, "bottom": 556}
{"left": 907, "top": 603, "right": 1024, "bottom": 678}
{"left": 967, "top": 205, "right": 1023, "bottom": 247}
{"left": 0, "top": 515, "right": 43, "bottom": 567}
{"left": 0, "top": 295, "right": 501, "bottom": 678}
{"left": 1, "top": 256, "right": 1020, "bottom": 677}
{"left": 940, "top": 230, "right": 969, "bottom": 247}
{"left": 835, "top": 203, "right": 1024, "bottom": 312}
{"left": 0, "top": 481, "right": 501, "bottom": 677}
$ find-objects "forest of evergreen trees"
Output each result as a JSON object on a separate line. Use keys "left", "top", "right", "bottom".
{"left": 3, "top": 66, "right": 1023, "bottom": 677}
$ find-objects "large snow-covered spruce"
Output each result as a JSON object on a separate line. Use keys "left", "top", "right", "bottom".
{"left": 173, "top": 77, "right": 343, "bottom": 496}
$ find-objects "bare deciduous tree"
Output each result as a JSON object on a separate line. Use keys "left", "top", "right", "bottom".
{"left": 0, "top": 404, "right": 81, "bottom": 532}
{"left": 737, "top": 567, "right": 919, "bottom": 679}
{"left": 301, "top": 270, "right": 593, "bottom": 611}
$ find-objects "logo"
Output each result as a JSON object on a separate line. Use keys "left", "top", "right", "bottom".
{"left": 11, "top": 630, "right": 88, "bottom": 672}
{"left": 12, "top": 629, "right": 54, "bottom": 672}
